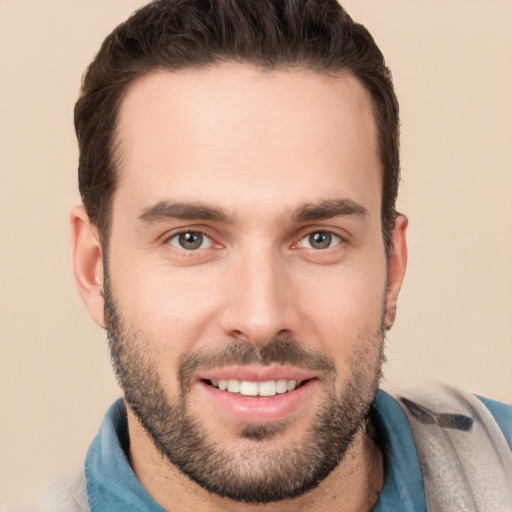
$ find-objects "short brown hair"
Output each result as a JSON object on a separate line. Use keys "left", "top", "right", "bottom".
{"left": 75, "top": 0, "right": 400, "bottom": 249}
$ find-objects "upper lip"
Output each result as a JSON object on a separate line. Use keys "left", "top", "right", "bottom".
{"left": 196, "top": 365, "right": 317, "bottom": 383}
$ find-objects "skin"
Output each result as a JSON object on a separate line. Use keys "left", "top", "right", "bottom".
{"left": 70, "top": 64, "right": 408, "bottom": 511}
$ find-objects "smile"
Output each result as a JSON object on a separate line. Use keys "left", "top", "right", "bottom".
{"left": 207, "top": 379, "right": 301, "bottom": 396}
{"left": 199, "top": 375, "right": 316, "bottom": 423}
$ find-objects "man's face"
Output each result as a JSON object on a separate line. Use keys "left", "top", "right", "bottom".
{"left": 89, "top": 64, "right": 405, "bottom": 502}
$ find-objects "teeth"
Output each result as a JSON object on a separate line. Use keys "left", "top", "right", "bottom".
{"left": 287, "top": 380, "right": 297, "bottom": 391}
{"left": 276, "top": 379, "right": 288, "bottom": 394}
{"left": 258, "top": 381, "right": 277, "bottom": 396}
{"left": 209, "top": 379, "right": 301, "bottom": 396}
{"left": 240, "top": 381, "right": 259, "bottom": 396}
{"left": 227, "top": 379, "right": 241, "bottom": 393}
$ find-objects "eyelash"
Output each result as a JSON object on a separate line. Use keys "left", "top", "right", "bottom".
{"left": 163, "top": 227, "right": 345, "bottom": 254}
{"left": 165, "top": 230, "right": 216, "bottom": 251}
{"left": 297, "top": 231, "right": 343, "bottom": 250}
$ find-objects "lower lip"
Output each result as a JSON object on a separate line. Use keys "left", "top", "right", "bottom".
{"left": 197, "top": 379, "right": 317, "bottom": 424}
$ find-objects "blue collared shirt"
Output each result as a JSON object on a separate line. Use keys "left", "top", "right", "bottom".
{"left": 84, "top": 390, "right": 512, "bottom": 511}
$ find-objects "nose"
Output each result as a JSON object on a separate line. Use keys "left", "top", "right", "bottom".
{"left": 219, "top": 246, "right": 300, "bottom": 347}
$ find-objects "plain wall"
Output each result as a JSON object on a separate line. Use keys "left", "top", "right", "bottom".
{"left": 1, "top": 0, "right": 511, "bottom": 508}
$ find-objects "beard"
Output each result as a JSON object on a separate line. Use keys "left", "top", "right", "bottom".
{"left": 103, "top": 275, "right": 386, "bottom": 504}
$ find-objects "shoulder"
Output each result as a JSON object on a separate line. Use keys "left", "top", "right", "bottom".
{"left": 388, "top": 383, "right": 512, "bottom": 510}
{"left": 383, "top": 382, "right": 511, "bottom": 438}
{"left": 390, "top": 382, "right": 512, "bottom": 453}
{"left": 477, "top": 394, "right": 512, "bottom": 450}
{"left": 36, "top": 468, "right": 90, "bottom": 512}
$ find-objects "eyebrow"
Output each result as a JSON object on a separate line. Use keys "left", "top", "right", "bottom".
{"left": 138, "top": 200, "right": 232, "bottom": 224}
{"left": 137, "top": 197, "right": 368, "bottom": 225}
{"left": 291, "top": 199, "right": 369, "bottom": 222}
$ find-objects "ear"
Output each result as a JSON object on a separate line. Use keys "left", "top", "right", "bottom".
{"left": 384, "top": 214, "right": 408, "bottom": 330}
{"left": 69, "top": 205, "right": 106, "bottom": 328}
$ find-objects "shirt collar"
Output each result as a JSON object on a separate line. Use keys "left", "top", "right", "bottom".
{"left": 85, "top": 399, "right": 166, "bottom": 511}
{"left": 371, "top": 389, "right": 426, "bottom": 512}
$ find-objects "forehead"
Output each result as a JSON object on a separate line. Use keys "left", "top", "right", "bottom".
{"left": 114, "top": 64, "right": 380, "bottom": 218}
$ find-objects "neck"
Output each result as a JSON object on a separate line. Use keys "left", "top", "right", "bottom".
{"left": 127, "top": 411, "right": 384, "bottom": 512}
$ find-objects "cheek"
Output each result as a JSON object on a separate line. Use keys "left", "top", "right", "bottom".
{"left": 298, "top": 262, "right": 387, "bottom": 358}
{"left": 113, "top": 262, "right": 223, "bottom": 351}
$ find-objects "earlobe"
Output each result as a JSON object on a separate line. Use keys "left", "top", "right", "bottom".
{"left": 69, "top": 205, "right": 106, "bottom": 328}
{"left": 384, "top": 214, "right": 408, "bottom": 330}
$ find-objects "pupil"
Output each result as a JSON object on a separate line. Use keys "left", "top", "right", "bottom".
{"left": 179, "top": 232, "right": 202, "bottom": 249}
{"left": 310, "top": 232, "right": 331, "bottom": 249}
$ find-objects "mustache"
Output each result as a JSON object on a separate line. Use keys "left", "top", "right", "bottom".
{"left": 178, "top": 337, "right": 336, "bottom": 388}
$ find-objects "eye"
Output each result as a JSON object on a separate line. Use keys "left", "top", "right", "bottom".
{"left": 167, "top": 231, "right": 213, "bottom": 250}
{"left": 299, "top": 231, "right": 342, "bottom": 250}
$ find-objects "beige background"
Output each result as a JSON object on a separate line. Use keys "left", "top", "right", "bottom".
{"left": 1, "top": 0, "right": 511, "bottom": 508}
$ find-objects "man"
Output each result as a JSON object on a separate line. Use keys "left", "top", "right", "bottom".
{"left": 40, "top": 0, "right": 511, "bottom": 510}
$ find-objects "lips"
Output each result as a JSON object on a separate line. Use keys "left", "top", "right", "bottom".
{"left": 196, "top": 366, "right": 317, "bottom": 423}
